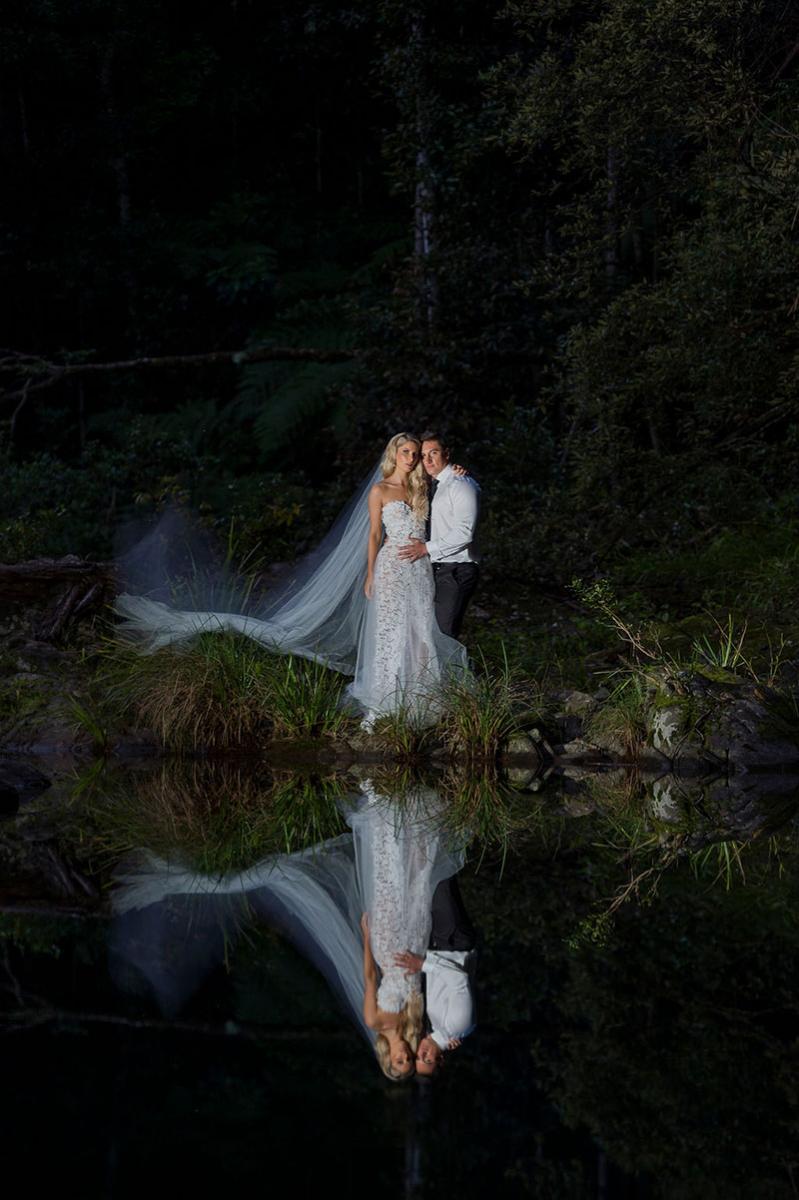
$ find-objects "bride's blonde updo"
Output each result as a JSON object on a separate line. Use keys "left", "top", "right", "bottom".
{"left": 380, "top": 433, "right": 428, "bottom": 520}
{"left": 374, "top": 991, "right": 424, "bottom": 1082}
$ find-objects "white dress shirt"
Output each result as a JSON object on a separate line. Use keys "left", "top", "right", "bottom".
{"left": 424, "top": 464, "right": 480, "bottom": 564}
{"left": 423, "top": 949, "right": 476, "bottom": 1050}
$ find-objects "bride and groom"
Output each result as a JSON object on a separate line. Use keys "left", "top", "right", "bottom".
{"left": 114, "top": 429, "right": 481, "bottom": 728}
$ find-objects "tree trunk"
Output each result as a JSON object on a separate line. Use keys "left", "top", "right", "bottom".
{"left": 411, "top": 14, "right": 438, "bottom": 332}
{"left": 605, "top": 143, "right": 619, "bottom": 286}
{"left": 99, "top": 38, "right": 132, "bottom": 231}
{"left": 0, "top": 556, "right": 117, "bottom": 642}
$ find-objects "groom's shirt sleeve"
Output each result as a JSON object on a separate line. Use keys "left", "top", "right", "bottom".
{"left": 425, "top": 477, "right": 480, "bottom": 562}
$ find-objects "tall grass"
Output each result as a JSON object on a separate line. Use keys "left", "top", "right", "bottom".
{"left": 102, "top": 631, "right": 274, "bottom": 751}
{"left": 369, "top": 700, "right": 437, "bottom": 761}
{"left": 267, "top": 654, "right": 349, "bottom": 739}
{"left": 99, "top": 631, "right": 350, "bottom": 751}
{"left": 690, "top": 613, "right": 751, "bottom": 674}
{"left": 584, "top": 675, "right": 649, "bottom": 760}
{"left": 440, "top": 650, "right": 542, "bottom": 761}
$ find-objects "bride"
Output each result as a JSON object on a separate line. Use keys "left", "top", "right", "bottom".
{"left": 114, "top": 432, "right": 468, "bottom": 724}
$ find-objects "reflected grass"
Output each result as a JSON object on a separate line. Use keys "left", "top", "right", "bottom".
{"left": 81, "top": 760, "right": 350, "bottom": 875}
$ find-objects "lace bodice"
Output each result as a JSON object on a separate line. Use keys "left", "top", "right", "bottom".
{"left": 381, "top": 500, "right": 425, "bottom": 543}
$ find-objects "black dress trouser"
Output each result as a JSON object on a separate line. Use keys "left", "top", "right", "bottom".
{"left": 428, "top": 876, "right": 477, "bottom": 952}
{"left": 432, "top": 562, "right": 480, "bottom": 640}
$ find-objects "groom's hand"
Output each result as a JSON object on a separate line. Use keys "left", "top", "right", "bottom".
{"left": 394, "top": 950, "right": 424, "bottom": 976}
{"left": 398, "top": 538, "right": 428, "bottom": 562}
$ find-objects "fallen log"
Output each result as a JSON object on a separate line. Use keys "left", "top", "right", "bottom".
{"left": 0, "top": 555, "right": 117, "bottom": 641}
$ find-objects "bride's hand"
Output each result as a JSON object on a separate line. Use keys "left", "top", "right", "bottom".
{"left": 451, "top": 463, "right": 469, "bottom": 477}
{"left": 364, "top": 573, "right": 374, "bottom": 599}
{"left": 361, "top": 912, "right": 370, "bottom": 938}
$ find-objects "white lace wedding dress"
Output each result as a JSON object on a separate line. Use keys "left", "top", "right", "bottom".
{"left": 348, "top": 500, "right": 447, "bottom": 727}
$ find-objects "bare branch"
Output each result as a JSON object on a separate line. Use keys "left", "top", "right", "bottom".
{"left": 0, "top": 344, "right": 360, "bottom": 406}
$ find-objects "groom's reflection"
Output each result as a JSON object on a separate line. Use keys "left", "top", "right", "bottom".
{"left": 394, "top": 873, "right": 478, "bottom": 1076}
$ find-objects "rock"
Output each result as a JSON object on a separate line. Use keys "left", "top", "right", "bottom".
{"left": 649, "top": 776, "right": 686, "bottom": 823}
{"left": 647, "top": 672, "right": 799, "bottom": 770}
{"left": 704, "top": 691, "right": 799, "bottom": 769}
{"left": 554, "top": 712, "right": 585, "bottom": 744}
{"left": 651, "top": 702, "right": 691, "bottom": 757}
{"left": 561, "top": 737, "right": 605, "bottom": 757}
{"left": 505, "top": 732, "right": 540, "bottom": 757}
{"left": 505, "top": 765, "right": 538, "bottom": 789}
{"left": 0, "top": 760, "right": 52, "bottom": 799}
{"left": 559, "top": 796, "right": 596, "bottom": 817}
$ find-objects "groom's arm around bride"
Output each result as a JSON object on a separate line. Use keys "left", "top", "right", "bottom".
{"left": 398, "top": 430, "right": 480, "bottom": 640}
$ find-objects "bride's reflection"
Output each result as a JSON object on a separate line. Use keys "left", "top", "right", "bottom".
{"left": 110, "top": 776, "right": 474, "bottom": 1082}
{"left": 343, "top": 780, "right": 465, "bottom": 1079}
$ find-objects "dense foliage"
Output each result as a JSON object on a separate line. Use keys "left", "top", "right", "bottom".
{"left": 2, "top": 0, "right": 799, "bottom": 612}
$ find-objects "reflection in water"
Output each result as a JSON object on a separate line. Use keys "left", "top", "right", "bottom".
{"left": 5, "top": 758, "right": 799, "bottom": 1195}
{"left": 343, "top": 781, "right": 467, "bottom": 1079}
{"left": 110, "top": 778, "right": 473, "bottom": 1081}
{"left": 417, "top": 875, "right": 477, "bottom": 1075}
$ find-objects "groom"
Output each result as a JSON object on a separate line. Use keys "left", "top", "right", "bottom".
{"left": 398, "top": 430, "right": 480, "bottom": 639}
{"left": 393, "top": 874, "right": 478, "bottom": 1078}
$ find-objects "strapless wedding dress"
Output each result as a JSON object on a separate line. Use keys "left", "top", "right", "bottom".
{"left": 348, "top": 500, "right": 446, "bottom": 726}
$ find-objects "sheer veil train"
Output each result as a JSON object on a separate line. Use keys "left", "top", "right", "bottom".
{"left": 111, "top": 833, "right": 377, "bottom": 1045}
{"left": 114, "top": 461, "right": 383, "bottom": 671}
{"left": 114, "top": 449, "right": 468, "bottom": 716}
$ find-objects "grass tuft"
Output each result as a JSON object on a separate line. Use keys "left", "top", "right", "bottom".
{"left": 440, "top": 649, "right": 542, "bottom": 761}
{"left": 99, "top": 631, "right": 350, "bottom": 751}
{"left": 585, "top": 675, "right": 649, "bottom": 760}
{"left": 267, "top": 654, "right": 350, "bottom": 739}
{"left": 83, "top": 760, "right": 349, "bottom": 874}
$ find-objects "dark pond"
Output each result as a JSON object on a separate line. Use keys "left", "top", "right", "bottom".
{"left": 2, "top": 757, "right": 798, "bottom": 1198}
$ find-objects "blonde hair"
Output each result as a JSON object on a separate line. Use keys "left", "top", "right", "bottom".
{"left": 380, "top": 433, "right": 428, "bottom": 520}
{"left": 374, "top": 991, "right": 424, "bottom": 1082}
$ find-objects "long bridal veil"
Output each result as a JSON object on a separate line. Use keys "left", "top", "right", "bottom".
{"left": 114, "top": 460, "right": 383, "bottom": 671}
{"left": 111, "top": 833, "right": 377, "bottom": 1045}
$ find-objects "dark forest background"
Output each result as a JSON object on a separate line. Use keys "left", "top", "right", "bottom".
{"left": 3, "top": 0, "right": 799, "bottom": 660}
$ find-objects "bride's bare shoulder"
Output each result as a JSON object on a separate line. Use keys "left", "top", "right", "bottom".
{"left": 368, "top": 481, "right": 388, "bottom": 516}
{"left": 370, "top": 480, "right": 396, "bottom": 505}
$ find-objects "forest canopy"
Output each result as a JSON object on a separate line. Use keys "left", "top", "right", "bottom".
{"left": 2, "top": 0, "right": 799, "bottom": 598}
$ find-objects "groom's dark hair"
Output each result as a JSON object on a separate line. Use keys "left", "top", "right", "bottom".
{"left": 419, "top": 429, "right": 449, "bottom": 451}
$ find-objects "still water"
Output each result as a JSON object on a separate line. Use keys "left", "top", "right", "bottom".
{"left": 2, "top": 758, "right": 798, "bottom": 1197}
